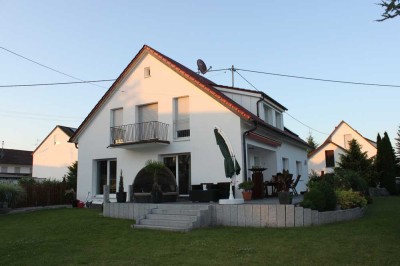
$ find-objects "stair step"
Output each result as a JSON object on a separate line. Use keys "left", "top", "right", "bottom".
{"left": 140, "top": 219, "right": 193, "bottom": 228}
{"left": 133, "top": 224, "right": 190, "bottom": 232}
{"left": 151, "top": 208, "right": 200, "bottom": 216}
{"left": 146, "top": 213, "right": 197, "bottom": 221}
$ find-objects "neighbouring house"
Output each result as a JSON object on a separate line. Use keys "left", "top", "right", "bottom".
{"left": 0, "top": 148, "right": 32, "bottom": 184}
{"left": 69, "top": 45, "right": 309, "bottom": 202}
{"left": 32, "top": 125, "right": 77, "bottom": 181}
{"left": 308, "top": 121, "right": 377, "bottom": 175}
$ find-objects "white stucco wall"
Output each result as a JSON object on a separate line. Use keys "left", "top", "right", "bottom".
{"left": 76, "top": 52, "right": 242, "bottom": 201}
{"left": 330, "top": 123, "right": 376, "bottom": 158}
{"left": 308, "top": 122, "right": 377, "bottom": 176}
{"left": 32, "top": 127, "right": 78, "bottom": 180}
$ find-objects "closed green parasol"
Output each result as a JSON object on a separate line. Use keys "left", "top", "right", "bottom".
{"left": 214, "top": 128, "right": 241, "bottom": 178}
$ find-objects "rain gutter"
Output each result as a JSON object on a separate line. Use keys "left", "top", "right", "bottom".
{"left": 242, "top": 120, "right": 258, "bottom": 181}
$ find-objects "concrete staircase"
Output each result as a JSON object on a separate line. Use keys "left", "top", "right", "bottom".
{"left": 133, "top": 204, "right": 211, "bottom": 232}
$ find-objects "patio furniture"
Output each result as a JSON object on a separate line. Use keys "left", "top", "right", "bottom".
{"left": 189, "top": 184, "right": 219, "bottom": 202}
{"left": 264, "top": 181, "right": 277, "bottom": 197}
{"left": 289, "top": 175, "right": 301, "bottom": 196}
{"left": 249, "top": 168, "right": 267, "bottom": 199}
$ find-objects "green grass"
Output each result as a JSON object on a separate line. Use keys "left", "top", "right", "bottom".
{"left": 1, "top": 197, "right": 399, "bottom": 265}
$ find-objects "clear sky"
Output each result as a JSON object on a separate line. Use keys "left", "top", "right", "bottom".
{"left": 1, "top": 1, "right": 399, "bottom": 151}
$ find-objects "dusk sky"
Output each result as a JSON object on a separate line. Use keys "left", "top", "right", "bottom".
{"left": 1, "top": 1, "right": 399, "bottom": 151}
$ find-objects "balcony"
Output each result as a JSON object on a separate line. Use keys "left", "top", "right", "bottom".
{"left": 110, "top": 121, "right": 170, "bottom": 149}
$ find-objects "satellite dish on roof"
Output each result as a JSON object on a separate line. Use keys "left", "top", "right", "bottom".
{"left": 197, "top": 59, "right": 210, "bottom": 74}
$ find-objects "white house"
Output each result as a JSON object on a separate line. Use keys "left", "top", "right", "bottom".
{"left": 70, "top": 45, "right": 309, "bottom": 201}
{"left": 308, "top": 121, "right": 377, "bottom": 175}
{"left": 32, "top": 125, "right": 77, "bottom": 181}
{"left": 0, "top": 148, "right": 32, "bottom": 184}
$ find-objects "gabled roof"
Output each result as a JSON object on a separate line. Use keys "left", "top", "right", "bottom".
{"left": 308, "top": 120, "right": 375, "bottom": 158}
{"left": 33, "top": 125, "right": 77, "bottom": 154}
{"left": 69, "top": 45, "right": 307, "bottom": 147}
{"left": 0, "top": 149, "right": 33, "bottom": 165}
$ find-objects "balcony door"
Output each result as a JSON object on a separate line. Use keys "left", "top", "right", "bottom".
{"left": 138, "top": 103, "right": 158, "bottom": 140}
{"left": 163, "top": 154, "right": 191, "bottom": 195}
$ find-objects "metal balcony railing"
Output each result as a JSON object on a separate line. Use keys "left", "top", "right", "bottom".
{"left": 110, "top": 121, "right": 169, "bottom": 145}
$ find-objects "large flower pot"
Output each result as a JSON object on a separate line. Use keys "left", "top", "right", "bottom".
{"left": 116, "top": 192, "right": 127, "bottom": 203}
{"left": 278, "top": 191, "right": 292, "bottom": 204}
{"left": 242, "top": 191, "right": 252, "bottom": 201}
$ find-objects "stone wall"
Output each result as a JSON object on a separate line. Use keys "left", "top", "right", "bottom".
{"left": 103, "top": 203, "right": 365, "bottom": 227}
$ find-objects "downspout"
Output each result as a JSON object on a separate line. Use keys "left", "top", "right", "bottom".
{"left": 256, "top": 94, "right": 265, "bottom": 118}
{"left": 242, "top": 120, "right": 258, "bottom": 181}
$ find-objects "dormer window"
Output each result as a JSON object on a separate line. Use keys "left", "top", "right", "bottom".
{"left": 264, "top": 105, "right": 273, "bottom": 125}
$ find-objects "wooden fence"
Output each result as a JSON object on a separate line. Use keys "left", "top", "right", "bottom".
{"left": 14, "top": 182, "right": 69, "bottom": 208}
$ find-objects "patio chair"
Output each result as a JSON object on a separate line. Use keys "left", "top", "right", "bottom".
{"left": 289, "top": 175, "right": 301, "bottom": 196}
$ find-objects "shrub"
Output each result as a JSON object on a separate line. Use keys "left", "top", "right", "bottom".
{"left": 0, "top": 183, "right": 26, "bottom": 207}
{"left": 313, "top": 180, "right": 337, "bottom": 211}
{"left": 334, "top": 168, "right": 369, "bottom": 195}
{"left": 335, "top": 190, "right": 367, "bottom": 209}
{"left": 300, "top": 189, "right": 326, "bottom": 211}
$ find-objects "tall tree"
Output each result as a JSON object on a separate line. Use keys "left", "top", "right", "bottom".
{"left": 338, "top": 139, "right": 378, "bottom": 186}
{"left": 306, "top": 133, "right": 318, "bottom": 154}
{"left": 377, "top": 0, "right": 400, "bottom": 21}
{"left": 378, "top": 132, "right": 397, "bottom": 194}
{"left": 64, "top": 161, "right": 78, "bottom": 191}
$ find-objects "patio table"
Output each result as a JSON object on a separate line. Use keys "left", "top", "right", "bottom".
{"left": 264, "top": 181, "right": 277, "bottom": 197}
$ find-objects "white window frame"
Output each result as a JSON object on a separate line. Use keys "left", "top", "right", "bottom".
{"left": 173, "top": 96, "right": 190, "bottom": 140}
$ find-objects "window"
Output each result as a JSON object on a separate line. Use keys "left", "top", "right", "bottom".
{"left": 163, "top": 154, "right": 191, "bottom": 195}
{"left": 111, "top": 108, "right": 124, "bottom": 144}
{"left": 296, "top": 161, "right": 302, "bottom": 176}
{"left": 1, "top": 166, "right": 7, "bottom": 173}
{"left": 174, "top": 96, "right": 190, "bottom": 139}
{"left": 264, "top": 105, "right": 273, "bottom": 125}
{"left": 144, "top": 67, "right": 151, "bottom": 78}
{"left": 138, "top": 103, "right": 158, "bottom": 140}
{"left": 97, "top": 159, "right": 117, "bottom": 194}
{"left": 275, "top": 112, "right": 283, "bottom": 130}
{"left": 325, "top": 150, "right": 335, "bottom": 168}
{"left": 15, "top": 166, "right": 21, "bottom": 174}
{"left": 282, "top": 158, "right": 289, "bottom": 171}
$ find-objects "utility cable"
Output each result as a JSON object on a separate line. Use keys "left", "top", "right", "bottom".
{"left": 235, "top": 69, "right": 329, "bottom": 135}
{"left": 235, "top": 68, "right": 400, "bottom": 88}
{"left": 0, "top": 46, "right": 108, "bottom": 88}
{"left": 0, "top": 79, "right": 115, "bottom": 88}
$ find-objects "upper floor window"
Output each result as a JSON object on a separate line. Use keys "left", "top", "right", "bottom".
{"left": 1, "top": 166, "right": 7, "bottom": 173}
{"left": 138, "top": 103, "right": 158, "bottom": 123}
{"left": 174, "top": 96, "right": 190, "bottom": 139}
{"left": 111, "top": 108, "right": 123, "bottom": 127}
{"left": 15, "top": 166, "right": 21, "bottom": 174}
{"left": 325, "top": 150, "right": 335, "bottom": 168}
{"left": 264, "top": 105, "right": 273, "bottom": 125}
{"left": 275, "top": 112, "right": 283, "bottom": 130}
{"left": 144, "top": 67, "right": 151, "bottom": 78}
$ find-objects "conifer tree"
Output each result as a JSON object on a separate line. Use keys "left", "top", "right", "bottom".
{"left": 306, "top": 133, "right": 318, "bottom": 154}
{"left": 338, "top": 139, "right": 377, "bottom": 186}
{"left": 379, "top": 132, "right": 397, "bottom": 194}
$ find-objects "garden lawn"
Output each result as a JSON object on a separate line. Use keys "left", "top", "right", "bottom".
{"left": 0, "top": 197, "right": 399, "bottom": 266}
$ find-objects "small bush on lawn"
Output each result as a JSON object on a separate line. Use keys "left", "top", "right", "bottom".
{"left": 336, "top": 190, "right": 367, "bottom": 209}
{"left": 0, "top": 183, "right": 26, "bottom": 207}
{"left": 300, "top": 189, "right": 326, "bottom": 211}
{"left": 312, "top": 180, "right": 337, "bottom": 211}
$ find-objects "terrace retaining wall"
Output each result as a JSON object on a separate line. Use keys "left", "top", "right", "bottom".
{"left": 103, "top": 203, "right": 365, "bottom": 228}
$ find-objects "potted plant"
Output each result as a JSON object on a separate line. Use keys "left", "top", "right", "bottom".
{"left": 276, "top": 170, "right": 293, "bottom": 204}
{"left": 238, "top": 179, "right": 254, "bottom": 201}
{"left": 116, "top": 170, "right": 127, "bottom": 203}
{"left": 145, "top": 160, "right": 164, "bottom": 203}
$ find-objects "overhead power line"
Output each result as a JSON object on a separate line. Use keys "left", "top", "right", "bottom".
{"left": 0, "top": 79, "right": 116, "bottom": 88}
{"left": 234, "top": 70, "right": 329, "bottom": 135}
{"left": 0, "top": 46, "right": 107, "bottom": 88}
{"left": 235, "top": 68, "right": 400, "bottom": 88}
